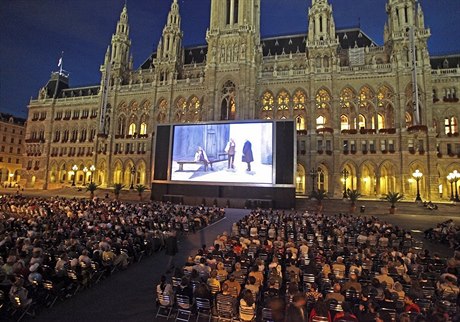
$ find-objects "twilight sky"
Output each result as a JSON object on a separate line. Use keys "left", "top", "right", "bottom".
{"left": 1, "top": 0, "right": 459, "bottom": 118}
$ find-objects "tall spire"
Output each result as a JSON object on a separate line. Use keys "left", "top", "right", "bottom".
{"left": 156, "top": 0, "right": 183, "bottom": 61}
{"left": 307, "top": 0, "right": 337, "bottom": 47}
{"left": 110, "top": 4, "right": 132, "bottom": 82}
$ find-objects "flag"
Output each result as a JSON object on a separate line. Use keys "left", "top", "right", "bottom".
{"left": 349, "top": 47, "right": 365, "bottom": 66}
{"left": 58, "top": 57, "right": 62, "bottom": 67}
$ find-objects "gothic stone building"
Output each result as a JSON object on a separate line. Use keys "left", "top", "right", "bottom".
{"left": 24, "top": 0, "right": 460, "bottom": 201}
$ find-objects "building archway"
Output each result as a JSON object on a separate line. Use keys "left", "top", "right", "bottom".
{"left": 360, "top": 161, "right": 377, "bottom": 197}
{"left": 296, "top": 164, "right": 306, "bottom": 194}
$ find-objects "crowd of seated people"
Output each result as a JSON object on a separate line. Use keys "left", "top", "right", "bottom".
{"left": 0, "top": 194, "right": 224, "bottom": 320}
{"left": 160, "top": 209, "right": 459, "bottom": 321}
{"left": 424, "top": 219, "right": 459, "bottom": 249}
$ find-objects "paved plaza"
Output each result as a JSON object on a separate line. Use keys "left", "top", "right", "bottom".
{"left": 0, "top": 188, "right": 458, "bottom": 321}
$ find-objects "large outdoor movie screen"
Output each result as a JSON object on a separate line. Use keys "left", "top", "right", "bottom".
{"left": 170, "top": 122, "right": 274, "bottom": 184}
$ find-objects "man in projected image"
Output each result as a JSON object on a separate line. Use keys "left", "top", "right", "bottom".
{"left": 194, "top": 146, "right": 209, "bottom": 171}
{"left": 242, "top": 140, "right": 254, "bottom": 171}
{"left": 225, "top": 138, "right": 236, "bottom": 169}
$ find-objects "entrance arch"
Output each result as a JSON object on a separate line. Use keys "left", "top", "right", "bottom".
{"left": 296, "top": 164, "right": 305, "bottom": 194}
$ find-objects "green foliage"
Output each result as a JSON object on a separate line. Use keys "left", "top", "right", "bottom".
{"left": 86, "top": 182, "right": 98, "bottom": 193}
{"left": 136, "top": 184, "right": 147, "bottom": 195}
{"left": 113, "top": 183, "right": 124, "bottom": 197}
{"left": 382, "top": 192, "right": 404, "bottom": 207}
{"left": 348, "top": 190, "right": 361, "bottom": 205}
{"left": 310, "top": 189, "right": 328, "bottom": 203}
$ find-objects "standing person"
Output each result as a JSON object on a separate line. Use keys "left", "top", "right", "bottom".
{"left": 225, "top": 138, "right": 236, "bottom": 169}
{"left": 165, "top": 230, "right": 178, "bottom": 273}
{"left": 242, "top": 140, "right": 254, "bottom": 171}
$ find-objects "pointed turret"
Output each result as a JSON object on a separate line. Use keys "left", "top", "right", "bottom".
{"left": 307, "top": 0, "right": 338, "bottom": 48}
{"left": 110, "top": 4, "right": 132, "bottom": 83}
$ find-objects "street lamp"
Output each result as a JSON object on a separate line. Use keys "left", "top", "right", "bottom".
{"left": 447, "top": 173, "right": 455, "bottom": 201}
{"left": 309, "top": 168, "right": 317, "bottom": 192}
{"left": 412, "top": 169, "right": 423, "bottom": 202}
{"left": 130, "top": 166, "right": 136, "bottom": 190}
{"left": 83, "top": 167, "right": 88, "bottom": 186}
{"left": 453, "top": 170, "right": 460, "bottom": 202}
{"left": 89, "top": 165, "right": 96, "bottom": 184}
{"left": 71, "top": 164, "right": 78, "bottom": 186}
{"left": 341, "top": 169, "right": 349, "bottom": 198}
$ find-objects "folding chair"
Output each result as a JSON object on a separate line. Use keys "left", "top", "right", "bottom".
{"left": 9, "top": 293, "right": 34, "bottom": 322}
{"left": 175, "top": 295, "right": 192, "bottom": 322}
{"left": 239, "top": 305, "right": 256, "bottom": 322}
{"left": 195, "top": 297, "right": 212, "bottom": 322}
{"left": 261, "top": 307, "right": 274, "bottom": 322}
{"left": 216, "top": 301, "right": 236, "bottom": 321}
{"left": 156, "top": 294, "right": 173, "bottom": 319}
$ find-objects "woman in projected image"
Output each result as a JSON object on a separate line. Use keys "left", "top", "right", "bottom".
{"left": 242, "top": 140, "right": 254, "bottom": 171}
{"left": 194, "top": 146, "right": 209, "bottom": 171}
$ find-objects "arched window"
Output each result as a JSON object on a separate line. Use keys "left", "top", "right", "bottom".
{"left": 221, "top": 81, "right": 236, "bottom": 120}
{"left": 174, "top": 97, "right": 187, "bottom": 122}
{"left": 128, "top": 123, "right": 136, "bottom": 135}
{"left": 340, "top": 87, "right": 355, "bottom": 108}
{"left": 277, "top": 91, "right": 290, "bottom": 111}
{"left": 315, "top": 89, "right": 331, "bottom": 109}
{"left": 260, "top": 91, "right": 274, "bottom": 119}
{"left": 358, "top": 114, "right": 366, "bottom": 129}
{"left": 405, "top": 112, "right": 412, "bottom": 128}
{"left": 117, "top": 115, "right": 126, "bottom": 136}
{"left": 359, "top": 86, "right": 374, "bottom": 108}
{"left": 140, "top": 123, "right": 147, "bottom": 135}
{"left": 341, "top": 115, "right": 349, "bottom": 131}
{"left": 293, "top": 90, "right": 306, "bottom": 110}
{"left": 377, "top": 114, "right": 385, "bottom": 130}
{"left": 157, "top": 99, "right": 168, "bottom": 123}
{"left": 188, "top": 96, "right": 201, "bottom": 122}
{"left": 296, "top": 115, "right": 306, "bottom": 131}
{"left": 445, "top": 116, "right": 459, "bottom": 134}
{"left": 377, "top": 85, "right": 393, "bottom": 107}
{"left": 316, "top": 116, "right": 326, "bottom": 129}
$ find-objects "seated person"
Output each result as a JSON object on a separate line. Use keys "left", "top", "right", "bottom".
{"left": 223, "top": 275, "right": 241, "bottom": 298}
{"left": 156, "top": 275, "right": 174, "bottom": 306}
{"left": 216, "top": 283, "right": 237, "bottom": 313}
{"left": 239, "top": 289, "right": 256, "bottom": 322}
{"left": 9, "top": 276, "right": 32, "bottom": 307}
{"left": 194, "top": 146, "right": 209, "bottom": 169}
{"left": 325, "top": 283, "right": 345, "bottom": 303}
{"left": 176, "top": 277, "right": 193, "bottom": 309}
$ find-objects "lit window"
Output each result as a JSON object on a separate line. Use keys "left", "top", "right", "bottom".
{"left": 316, "top": 116, "right": 326, "bottom": 129}
{"left": 377, "top": 114, "right": 385, "bottom": 130}
{"left": 296, "top": 116, "right": 306, "bottom": 131}
{"left": 315, "top": 89, "right": 331, "bottom": 109}
{"left": 140, "top": 123, "right": 147, "bottom": 135}
{"left": 358, "top": 114, "right": 366, "bottom": 129}
{"left": 128, "top": 123, "right": 136, "bottom": 135}
{"left": 340, "top": 115, "right": 349, "bottom": 130}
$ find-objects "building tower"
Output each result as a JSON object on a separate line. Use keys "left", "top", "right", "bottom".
{"left": 153, "top": 0, "right": 183, "bottom": 85}
{"left": 306, "top": 0, "right": 340, "bottom": 72}
{"left": 205, "top": 0, "right": 261, "bottom": 120}
{"left": 110, "top": 4, "right": 132, "bottom": 85}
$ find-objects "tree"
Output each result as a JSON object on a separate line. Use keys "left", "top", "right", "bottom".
{"left": 310, "top": 189, "right": 328, "bottom": 213}
{"left": 381, "top": 192, "right": 404, "bottom": 214}
{"left": 113, "top": 183, "right": 124, "bottom": 201}
{"left": 86, "top": 182, "right": 98, "bottom": 199}
{"left": 348, "top": 190, "right": 361, "bottom": 213}
{"left": 136, "top": 184, "right": 147, "bottom": 201}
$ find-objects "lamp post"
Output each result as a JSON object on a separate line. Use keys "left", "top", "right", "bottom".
{"left": 130, "top": 166, "right": 136, "bottom": 190}
{"left": 447, "top": 173, "right": 455, "bottom": 201}
{"left": 412, "top": 169, "right": 423, "bottom": 202}
{"left": 89, "top": 165, "right": 96, "bottom": 184}
{"left": 71, "top": 165, "right": 78, "bottom": 186}
{"left": 309, "top": 168, "right": 317, "bottom": 192}
{"left": 83, "top": 167, "right": 88, "bottom": 186}
{"left": 341, "top": 169, "right": 349, "bottom": 198}
{"left": 453, "top": 170, "right": 460, "bottom": 202}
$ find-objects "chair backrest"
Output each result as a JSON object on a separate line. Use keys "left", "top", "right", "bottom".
{"left": 217, "top": 301, "right": 235, "bottom": 317}
{"left": 311, "top": 316, "right": 329, "bottom": 322}
{"left": 239, "top": 304, "right": 255, "bottom": 321}
{"left": 157, "top": 293, "right": 172, "bottom": 306}
{"left": 195, "top": 297, "right": 211, "bottom": 311}
{"left": 176, "top": 294, "right": 190, "bottom": 309}
{"left": 262, "top": 308, "right": 274, "bottom": 321}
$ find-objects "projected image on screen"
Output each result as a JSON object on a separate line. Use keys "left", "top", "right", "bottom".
{"left": 171, "top": 122, "right": 273, "bottom": 184}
